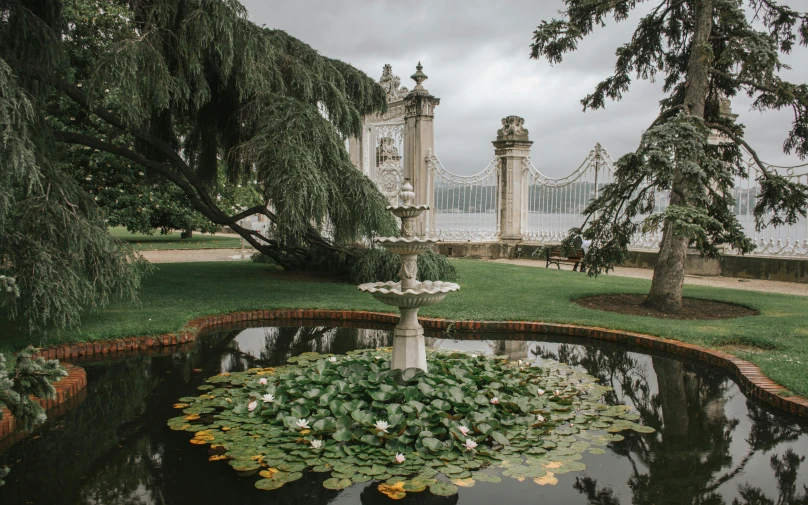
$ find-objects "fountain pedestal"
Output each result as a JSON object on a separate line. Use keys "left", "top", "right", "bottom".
{"left": 358, "top": 180, "right": 459, "bottom": 371}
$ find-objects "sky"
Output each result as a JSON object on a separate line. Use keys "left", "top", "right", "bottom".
{"left": 243, "top": 0, "right": 808, "bottom": 177}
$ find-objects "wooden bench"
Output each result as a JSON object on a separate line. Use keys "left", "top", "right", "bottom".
{"left": 545, "top": 247, "right": 585, "bottom": 271}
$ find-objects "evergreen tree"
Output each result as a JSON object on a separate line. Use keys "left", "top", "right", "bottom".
{"left": 0, "top": 0, "right": 395, "bottom": 329}
{"left": 531, "top": 0, "right": 808, "bottom": 312}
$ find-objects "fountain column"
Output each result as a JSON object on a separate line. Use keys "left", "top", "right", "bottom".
{"left": 359, "top": 180, "right": 459, "bottom": 372}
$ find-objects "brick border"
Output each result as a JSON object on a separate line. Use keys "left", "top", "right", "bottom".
{"left": 0, "top": 363, "right": 87, "bottom": 445}
{"left": 16, "top": 308, "right": 808, "bottom": 419}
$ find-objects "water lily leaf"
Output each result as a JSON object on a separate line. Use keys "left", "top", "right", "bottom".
{"left": 471, "top": 472, "right": 502, "bottom": 483}
{"left": 417, "top": 383, "right": 435, "bottom": 395}
{"left": 352, "top": 474, "right": 372, "bottom": 483}
{"left": 255, "top": 478, "right": 285, "bottom": 490}
{"left": 534, "top": 472, "right": 558, "bottom": 486}
{"left": 333, "top": 429, "right": 353, "bottom": 442}
{"left": 422, "top": 437, "right": 443, "bottom": 452}
{"left": 631, "top": 424, "right": 655, "bottom": 433}
{"left": 429, "top": 481, "right": 459, "bottom": 497}
{"left": 491, "top": 431, "right": 510, "bottom": 446}
{"left": 431, "top": 399, "right": 451, "bottom": 411}
{"left": 588, "top": 448, "right": 606, "bottom": 455}
{"left": 401, "top": 368, "right": 423, "bottom": 382}
{"left": 378, "top": 482, "right": 407, "bottom": 500}
{"left": 477, "top": 423, "right": 493, "bottom": 435}
{"left": 451, "top": 478, "right": 475, "bottom": 488}
{"left": 401, "top": 479, "right": 427, "bottom": 492}
{"left": 323, "top": 478, "right": 352, "bottom": 490}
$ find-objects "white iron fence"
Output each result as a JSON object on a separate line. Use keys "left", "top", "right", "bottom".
{"left": 427, "top": 152, "right": 499, "bottom": 242}
{"left": 418, "top": 143, "right": 808, "bottom": 257}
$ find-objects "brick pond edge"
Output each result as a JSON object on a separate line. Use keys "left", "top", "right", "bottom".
{"left": 2, "top": 308, "right": 806, "bottom": 445}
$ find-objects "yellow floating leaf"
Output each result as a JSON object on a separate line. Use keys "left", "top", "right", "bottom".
{"left": 516, "top": 476, "right": 525, "bottom": 482}
{"left": 221, "top": 427, "right": 231, "bottom": 431}
{"left": 208, "top": 455, "right": 227, "bottom": 461}
{"left": 259, "top": 468, "right": 280, "bottom": 478}
{"left": 543, "top": 461, "right": 563, "bottom": 469}
{"left": 534, "top": 473, "right": 558, "bottom": 486}
{"left": 251, "top": 455, "right": 263, "bottom": 461}
{"left": 173, "top": 403, "right": 189, "bottom": 409}
{"left": 210, "top": 444, "right": 224, "bottom": 449}
{"left": 299, "top": 430, "right": 311, "bottom": 435}
{"left": 184, "top": 414, "right": 200, "bottom": 421}
{"left": 378, "top": 482, "right": 407, "bottom": 500}
{"left": 190, "top": 438, "right": 209, "bottom": 445}
{"left": 451, "top": 478, "right": 475, "bottom": 488}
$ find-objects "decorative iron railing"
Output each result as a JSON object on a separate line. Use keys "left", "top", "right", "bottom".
{"left": 426, "top": 151, "right": 499, "bottom": 242}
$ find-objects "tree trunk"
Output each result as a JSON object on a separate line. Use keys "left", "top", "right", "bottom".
{"left": 645, "top": 0, "right": 713, "bottom": 312}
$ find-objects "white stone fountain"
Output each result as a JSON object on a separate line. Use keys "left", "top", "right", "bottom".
{"left": 359, "top": 180, "right": 459, "bottom": 371}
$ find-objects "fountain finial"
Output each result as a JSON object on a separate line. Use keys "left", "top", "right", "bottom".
{"left": 400, "top": 179, "right": 415, "bottom": 206}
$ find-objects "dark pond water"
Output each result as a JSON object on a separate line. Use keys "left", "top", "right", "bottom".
{"left": 1, "top": 320, "right": 807, "bottom": 505}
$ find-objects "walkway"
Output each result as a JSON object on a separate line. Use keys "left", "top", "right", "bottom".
{"left": 138, "top": 248, "right": 252, "bottom": 263}
{"left": 491, "top": 258, "right": 808, "bottom": 297}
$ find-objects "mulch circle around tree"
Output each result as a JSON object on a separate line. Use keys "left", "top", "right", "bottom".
{"left": 574, "top": 294, "right": 759, "bottom": 320}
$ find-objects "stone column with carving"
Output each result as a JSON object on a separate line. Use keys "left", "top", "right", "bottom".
{"left": 403, "top": 62, "right": 440, "bottom": 236}
{"left": 492, "top": 116, "right": 532, "bottom": 242}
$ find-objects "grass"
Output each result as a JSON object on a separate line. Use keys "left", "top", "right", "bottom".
{"left": 2, "top": 259, "right": 807, "bottom": 396}
{"left": 108, "top": 226, "right": 242, "bottom": 250}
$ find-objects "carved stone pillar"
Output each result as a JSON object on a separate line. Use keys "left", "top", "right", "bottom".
{"left": 492, "top": 116, "right": 532, "bottom": 242}
{"left": 403, "top": 62, "right": 440, "bottom": 236}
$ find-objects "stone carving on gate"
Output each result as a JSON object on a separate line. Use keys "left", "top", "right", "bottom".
{"left": 376, "top": 136, "right": 403, "bottom": 206}
{"left": 379, "top": 64, "right": 409, "bottom": 102}
{"left": 497, "top": 115, "right": 529, "bottom": 141}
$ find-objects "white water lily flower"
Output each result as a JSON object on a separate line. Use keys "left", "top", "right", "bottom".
{"left": 554, "top": 390, "right": 561, "bottom": 397}
{"left": 374, "top": 420, "right": 389, "bottom": 433}
{"left": 463, "top": 439, "right": 478, "bottom": 452}
{"left": 259, "top": 378, "right": 268, "bottom": 385}
{"left": 470, "top": 354, "right": 478, "bottom": 359}
{"left": 375, "top": 356, "right": 382, "bottom": 360}
{"left": 328, "top": 357, "right": 337, "bottom": 363}
{"left": 247, "top": 400, "right": 258, "bottom": 412}
{"left": 395, "top": 453, "right": 405, "bottom": 463}
{"left": 458, "top": 425, "right": 471, "bottom": 436}
{"left": 536, "top": 414, "right": 546, "bottom": 423}
{"left": 537, "top": 388, "right": 546, "bottom": 396}
{"left": 262, "top": 394, "right": 275, "bottom": 403}
{"left": 295, "top": 418, "right": 310, "bottom": 430}
{"left": 311, "top": 440, "right": 323, "bottom": 449}
{"left": 490, "top": 397, "right": 500, "bottom": 405}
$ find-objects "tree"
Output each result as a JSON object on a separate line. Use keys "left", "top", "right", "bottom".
{"left": 531, "top": 0, "right": 808, "bottom": 312}
{"left": 0, "top": 0, "right": 396, "bottom": 329}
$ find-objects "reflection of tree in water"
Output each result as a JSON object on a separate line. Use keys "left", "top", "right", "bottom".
{"left": 533, "top": 343, "right": 807, "bottom": 505}
{"left": 734, "top": 449, "right": 808, "bottom": 505}
{"left": 217, "top": 326, "right": 393, "bottom": 370}
{"left": 78, "top": 437, "right": 166, "bottom": 505}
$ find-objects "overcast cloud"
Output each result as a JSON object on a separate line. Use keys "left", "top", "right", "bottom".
{"left": 243, "top": 0, "right": 808, "bottom": 176}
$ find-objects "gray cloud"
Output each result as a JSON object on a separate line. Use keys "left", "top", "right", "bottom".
{"left": 244, "top": 0, "right": 808, "bottom": 176}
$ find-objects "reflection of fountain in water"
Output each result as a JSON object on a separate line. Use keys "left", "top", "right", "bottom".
{"left": 488, "top": 340, "right": 530, "bottom": 361}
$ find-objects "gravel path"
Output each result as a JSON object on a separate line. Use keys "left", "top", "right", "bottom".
{"left": 491, "top": 258, "right": 808, "bottom": 297}
{"left": 138, "top": 248, "right": 252, "bottom": 263}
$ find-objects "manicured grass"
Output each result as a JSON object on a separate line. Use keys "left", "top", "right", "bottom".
{"left": 2, "top": 259, "right": 807, "bottom": 396}
{"left": 108, "top": 226, "right": 242, "bottom": 250}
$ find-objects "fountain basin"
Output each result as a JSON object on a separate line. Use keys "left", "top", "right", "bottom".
{"left": 358, "top": 280, "right": 460, "bottom": 308}
{"left": 388, "top": 205, "right": 429, "bottom": 219}
{"left": 376, "top": 237, "right": 436, "bottom": 256}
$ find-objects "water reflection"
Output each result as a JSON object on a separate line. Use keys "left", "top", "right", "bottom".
{"left": 0, "top": 324, "right": 805, "bottom": 505}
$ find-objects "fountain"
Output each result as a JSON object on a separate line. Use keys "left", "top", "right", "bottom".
{"left": 358, "top": 180, "right": 459, "bottom": 371}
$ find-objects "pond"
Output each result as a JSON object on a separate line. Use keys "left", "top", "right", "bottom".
{"left": 1, "top": 320, "right": 807, "bottom": 505}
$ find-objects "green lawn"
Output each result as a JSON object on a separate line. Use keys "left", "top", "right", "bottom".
{"left": 108, "top": 226, "right": 242, "bottom": 250}
{"left": 2, "top": 259, "right": 807, "bottom": 396}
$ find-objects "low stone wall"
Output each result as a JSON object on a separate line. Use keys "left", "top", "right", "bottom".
{"left": 439, "top": 241, "right": 808, "bottom": 283}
